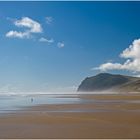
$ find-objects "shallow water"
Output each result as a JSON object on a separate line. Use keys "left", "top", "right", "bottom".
{"left": 0, "top": 93, "right": 140, "bottom": 114}
{"left": 0, "top": 94, "right": 81, "bottom": 113}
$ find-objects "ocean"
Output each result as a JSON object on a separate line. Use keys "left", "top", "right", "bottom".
{"left": 0, "top": 93, "right": 78, "bottom": 113}
{"left": 0, "top": 92, "right": 140, "bottom": 115}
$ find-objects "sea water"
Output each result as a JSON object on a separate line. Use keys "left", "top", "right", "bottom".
{"left": 0, "top": 92, "right": 140, "bottom": 114}
{"left": 0, "top": 93, "right": 87, "bottom": 114}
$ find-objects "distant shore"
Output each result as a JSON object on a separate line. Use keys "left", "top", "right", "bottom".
{"left": 0, "top": 93, "right": 140, "bottom": 138}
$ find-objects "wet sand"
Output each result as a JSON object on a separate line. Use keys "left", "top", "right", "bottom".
{"left": 0, "top": 94, "right": 140, "bottom": 138}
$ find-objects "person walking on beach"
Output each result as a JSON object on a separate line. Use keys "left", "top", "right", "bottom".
{"left": 31, "top": 98, "right": 33, "bottom": 102}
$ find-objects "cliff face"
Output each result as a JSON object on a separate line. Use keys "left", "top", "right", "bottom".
{"left": 77, "top": 73, "right": 140, "bottom": 92}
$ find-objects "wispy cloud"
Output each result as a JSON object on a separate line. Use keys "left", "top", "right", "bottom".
{"left": 6, "top": 17, "right": 42, "bottom": 39}
{"left": 45, "top": 16, "right": 53, "bottom": 24}
{"left": 57, "top": 42, "right": 64, "bottom": 48}
{"left": 93, "top": 38, "right": 140, "bottom": 73}
{"left": 39, "top": 37, "right": 54, "bottom": 43}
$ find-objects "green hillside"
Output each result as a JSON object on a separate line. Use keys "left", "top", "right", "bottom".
{"left": 77, "top": 73, "right": 140, "bottom": 92}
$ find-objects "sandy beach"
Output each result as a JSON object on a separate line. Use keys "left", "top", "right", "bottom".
{"left": 0, "top": 94, "right": 140, "bottom": 138}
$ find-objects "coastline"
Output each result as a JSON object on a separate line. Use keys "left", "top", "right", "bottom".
{"left": 0, "top": 93, "right": 140, "bottom": 138}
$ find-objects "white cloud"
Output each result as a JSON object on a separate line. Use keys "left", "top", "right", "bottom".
{"left": 120, "top": 39, "right": 140, "bottom": 59}
{"left": 57, "top": 42, "right": 64, "bottom": 48}
{"left": 6, "top": 17, "right": 42, "bottom": 39}
{"left": 6, "top": 30, "right": 30, "bottom": 38}
{"left": 46, "top": 16, "right": 53, "bottom": 24}
{"left": 39, "top": 37, "right": 54, "bottom": 43}
{"left": 15, "top": 17, "right": 42, "bottom": 33}
{"left": 93, "top": 39, "right": 140, "bottom": 73}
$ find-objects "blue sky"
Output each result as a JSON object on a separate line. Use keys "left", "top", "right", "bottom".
{"left": 0, "top": 1, "right": 140, "bottom": 92}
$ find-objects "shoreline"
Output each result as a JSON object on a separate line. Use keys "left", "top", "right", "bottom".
{"left": 0, "top": 94, "right": 140, "bottom": 138}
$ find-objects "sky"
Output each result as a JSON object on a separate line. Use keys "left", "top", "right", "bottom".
{"left": 0, "top": 1, "right": 140, "bottom": 92}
